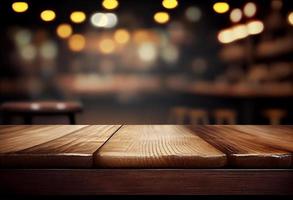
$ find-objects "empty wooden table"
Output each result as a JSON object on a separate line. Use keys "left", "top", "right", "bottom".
{"left": 1, "top": 101, "right": 82, "bottom": 124}
{"left": 0, "top": 125, "right": 292, "bottom": 195}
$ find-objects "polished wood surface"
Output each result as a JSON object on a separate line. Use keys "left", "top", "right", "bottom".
{"left": 0, "top": 125, "right": 292, "bottom": 168}
{"left": 0, "top": 125, "right": 121, "bottom": 168}
{"left": 191, "top": 126, "right": 293, "bottom": 168}
{"left": 96, "top": 125, "right": 227, "bottom": 168}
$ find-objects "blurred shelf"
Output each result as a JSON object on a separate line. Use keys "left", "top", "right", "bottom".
{"left": 167, "top": 80, "right": 293, "bottom": 98}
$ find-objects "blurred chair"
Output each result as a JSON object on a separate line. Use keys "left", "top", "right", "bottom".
{"left": 1, "top": 101, "right": 82, "bottom": 125}
{"left": 213, "top": 109, "right": 237, "bottom": 125}
{"left": 169, "top": 107, "right": 188, "bottom": 124}
{"left": 189, "top": 109, "right": 209, "bottom": 125}
{"left": 263, "top": 109, "right": 287, "bottom": 125}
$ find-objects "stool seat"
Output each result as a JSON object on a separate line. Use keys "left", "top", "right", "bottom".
{"left": 189, "top": 109, "right": 209, "bottom": 125}
{"left": 263, "top": 109, "right": 287, "bottom": 125}
{"left": 213, "top": 109, "right": 237, "bottom": 125}
{"left": 1, "top": 101, "right": 82, "bottom": 114}
{"left": 1, "top": 101, "right": 82, "bottom": 124}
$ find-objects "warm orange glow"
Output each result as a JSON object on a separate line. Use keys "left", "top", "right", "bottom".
{"left": 68, "top": 34, "right": 86, "bottom": 52}
{"left": 114, "top": 29, "right": 130, "bottom": 44}
{"left": 213, "top": 2, "right": 230, "bottom": 14}
{"left": 162, "top": 0, "right": 178, "bottom": 9}
{"left": 288, "top": 12, "right": 293, "bottom": 26}
{"left": 40, "top": 10, "right": 56, "bottom": 22}
{"left": 12, "top": 2, "right": 28, "bottom": 13}
{"left": 99, "top": 38, "right": 115, "bottom": 54}
{"left": 154, "top": 12, "right": 170, "bottom": 24}
{"left": 70, "top": 11, "right": 86, "bottom": 23}
{"left": 56, "top": 24, "right": 73, "bottom": 39}
{"left": 102, "top": 0, "right": 119, "bottom": 10}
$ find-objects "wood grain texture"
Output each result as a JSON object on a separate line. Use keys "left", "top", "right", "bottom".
{"left": 0, "top": 125, "right": 87, "bottom": 153}
{"left": 191, "top": 126, "right": 293, "bottom": 168}
{"left": 1, "top": 169, "right": 292, "bottom": 195}
{"left": 0, "top": 125, "right": 121, "bottom": 168}
{"left": 96, "top": 125, "right": 227, "bottom": 168}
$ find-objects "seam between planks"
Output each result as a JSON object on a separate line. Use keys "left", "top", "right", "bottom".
{"left": 92, "top": 125, "right": 124, "bottom": 167}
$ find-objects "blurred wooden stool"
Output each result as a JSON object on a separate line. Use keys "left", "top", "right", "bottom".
{"left": 169, "top": 107, "right": 188, "bottom": 124}
{"left": 189, "top": 109, "right": 209, "bottom": 125}
{"left": 263, "top": 109, "right": 287, "bottom": 125}
{"left": 1, "top": 101, "right": 82, "bottom": 125}
{"left": 213, "top": 109, "right": 237, "bottom": 125}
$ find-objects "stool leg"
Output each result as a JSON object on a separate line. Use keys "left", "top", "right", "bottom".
{"left": 68, "top": 113, "right": 76, "bottom": 125}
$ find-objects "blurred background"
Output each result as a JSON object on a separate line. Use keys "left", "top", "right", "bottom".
{"left": 0, "top": 0, "right": 292, "bottom": 125}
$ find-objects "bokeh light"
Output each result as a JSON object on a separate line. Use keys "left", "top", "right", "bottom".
{"left": 288, "top": 12, "right": 293, "bottom": 26}
{"left": 213, "top": 2, "right": 229, "bottom": 14}
{"left": 162, "top": 0, "right": 178, "bottom": 9}
{"left": 12, "top": 2, "right": 28, "bottom": 13}
{"left": 19, "top": 44, "right": 37, "bottom": 61}
{"left": 91, "top": 12, "right": 118, "bottom": 28}
{"left": 14, "top": 29, "right": 32, "bottom": 47}
{"left": 247, "top": 20, "right": 264, "bottom": 35}
{"left": 40, "top": 10, "right": 56, "bottom": 22}
{"left": 56, "top": 24, "right": 73, "bottom": 39}
{"left": 70, "top": 11, "right": 86, "bottom": 23}
{"left": 230, "top": 8, "right": 242, "bottom": 23}
{"left": 68, "top": 34, "right": 86, "bottom": 52}
{"left": 218, "top": 29, "right": 234, "bottom": 44}
{"left": 102, "top": 0, "right": 119, "bottom": 10}
{"left": 243, "top": 2, "right": 257, "bottom": 17}
{"left": 232, "top": 24, "right": 248, "bottom": 40}
{"left": 185, "top": 6, "right": 201, "bottom": 22}
{"left": 99, "top": 38, "right": 115, "bottom": 54}
{"left": 40, "top": 41, "right": 58, "bottom": 59}
{"left": 154, "top": 12, "right": 170, "bottom": 24}
{"left": 114, "top": 29, "right": 130, "bottom": 44}
{"left": 138, "top": 42, "right": 158, "bottom": 62}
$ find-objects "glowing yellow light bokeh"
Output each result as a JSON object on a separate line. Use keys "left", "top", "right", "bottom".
{"left": 40, "top": 10, "right": 56, "bottom": 22}
{"left": 70, "top": 11, "right": 86, "bottom": 23}
{"left": 56, "top": 24, "right": 73, "bottom": 39}
{"left": 102, "top": 0, "right": 119, "bottom": 10}
{"left": 114, "top": 29, "right": 130, "bottom": 44}
{"left": 68, "top": 34, "right": 86, "bottom": 52}
{"left": 12, "top": 2, "right": 28, "bottom": 13}
{"left": 162, "top": 0, "right": 178, "bottom": 9}
{"left": 288, "top": 12, "right": 293, "bottom": 26}
{"left": 154, "top": 12, "right": 170, "bottom": 24}
{"left": 99, "top": 38, "right": 115, "bottom": 54}
{"left": 213, "top": 2, "right": 230, "bottom": 14}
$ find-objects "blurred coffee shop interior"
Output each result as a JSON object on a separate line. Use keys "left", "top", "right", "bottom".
{"left": 0, "top": 0, "right": 292, "bottom": 125}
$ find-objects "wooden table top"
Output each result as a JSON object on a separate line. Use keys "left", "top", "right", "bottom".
{"left": 0, "top": 125, "right": 292, "bottom": 169}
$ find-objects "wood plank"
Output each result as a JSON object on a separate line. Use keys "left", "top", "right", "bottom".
{"left": 95, "top": 125, "right": 226, "bottom": 168}
{"left": 191, "top": 126, "right": 292, "bottom": 168}
{"left": 0, "top": 169, "right": 292, "bottom": 195}
{"left": 0, "top": 125, "right": 87, "bottom": 153}
{"left": 230, "top": 126, "right": 293, "bottom": 152}
{"left": 0, "top": 125, "right": 121, "bottom": 168}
